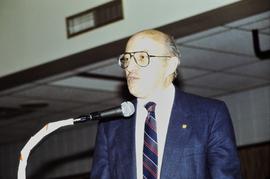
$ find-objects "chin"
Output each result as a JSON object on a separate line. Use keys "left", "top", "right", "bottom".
{"left": 128, "top": 86, "right": 146, "bottom": 98}
{"left": 127, "top": 80, "right": 154, "bottom": 98}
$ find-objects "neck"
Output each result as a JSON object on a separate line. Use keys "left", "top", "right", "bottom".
{"left": 140, "top": 84, "right": 173, "bottom": 102}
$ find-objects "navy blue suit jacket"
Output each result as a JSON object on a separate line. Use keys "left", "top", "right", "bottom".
{"left": 91, "top": 89, "right": 241, "bottom": 179}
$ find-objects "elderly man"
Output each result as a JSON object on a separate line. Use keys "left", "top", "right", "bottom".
{"left": 91, "top": 29, "right": 241, "bottom": 179}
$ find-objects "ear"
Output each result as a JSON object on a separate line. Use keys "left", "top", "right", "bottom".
{"left": 165, "top": 56, "right": 179, "bottom": 77}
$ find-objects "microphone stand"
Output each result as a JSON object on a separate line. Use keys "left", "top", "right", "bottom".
{"left": 17, "top": 101, "right": 134, "bottom": 179}
{"left": 17, "top": 118, "right": 76, "bottom": 179}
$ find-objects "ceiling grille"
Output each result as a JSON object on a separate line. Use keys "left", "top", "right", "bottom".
{"left": 66, "top": 0, "right": 124, "bottom": 38}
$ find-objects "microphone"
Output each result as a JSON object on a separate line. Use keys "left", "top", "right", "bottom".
{"left": 74, "top": 101, "right": 135, "bottom": 123}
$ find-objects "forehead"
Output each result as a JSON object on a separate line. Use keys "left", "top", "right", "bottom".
{"left": 125, "top": 35, "right": 168, "bottom": 54}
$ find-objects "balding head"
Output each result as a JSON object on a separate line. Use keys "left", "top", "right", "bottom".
{"left": 127, "top": 29, "right": 180, "bottom": 59}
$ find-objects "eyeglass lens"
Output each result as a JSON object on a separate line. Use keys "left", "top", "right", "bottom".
{"left": 119, "top": 52, "right": 149, "bottom": 68}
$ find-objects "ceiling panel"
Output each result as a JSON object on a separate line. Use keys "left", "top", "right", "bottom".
{"left": 182, "top": 85, "right": 227, "bottom": 97}
{"left": 52, "top": 76, "right": 124, "bottom": 92}
{"left": 180, "top": 67, "right": 210, "bottom": 80}
{"left": 185, "top": 29, "right": 270, "bottom": 56}
{"left": 184, "top": 72, "right": 269, "bottom": 91}
{"left": 0, "top": 82, "right": 38, "bottom": 97}
{"left": 0, "top": 110, "right": 49, "bottom": 128}
{"left": 176, "top": 27, "right": 227, "bottom": 43}
{"left": 13, "top": 85, "right": 120, "bottom": 103}
{"left": 0, "top": 96, "right": 39, "bottom": 108}
{"left": 240, "top": 18, "right": 270, "bottom": 31}
{"left": 33, "top": 70, "right": 77, "bottom": 85}
{"left": 79, "top": 57, "right": 117, "bottom": 72}
{"left": 89, "top": 61, "right": 125, "bottom": 78}
{"left": 225, "top": 11, "right": 270, "bottom": 28}
{"left": 261, "top": 27, "right": 270, "bottom": 34}
{"left": 225, "top": 60, "right": 270, "bottom": 80}
{"left": 0, "top": 95, "right": 84, "bottom": 112}
{"left": 257, "top": 33, "right": 270, "bottom": 50}
{"left": 179, "top": 46, "right": 256, "bottom": 70}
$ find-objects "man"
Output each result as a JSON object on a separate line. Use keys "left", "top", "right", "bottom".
{"left": 91, "top": 29, "right": 241, "bottom": 179}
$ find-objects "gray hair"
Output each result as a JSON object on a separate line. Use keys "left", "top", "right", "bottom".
{"left": 166, "top": 35, "right": 181, "bottom": 80}
{"left": 167, "top": 35, "right": 181, "bottom": 60}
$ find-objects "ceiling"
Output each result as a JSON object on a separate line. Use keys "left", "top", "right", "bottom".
{"left": 0, "top": 10, "right": 269, "bottom": 144}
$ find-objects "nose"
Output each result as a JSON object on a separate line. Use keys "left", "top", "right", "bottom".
{"left": 125, "top": 56, "right": 138, "bottom": 72}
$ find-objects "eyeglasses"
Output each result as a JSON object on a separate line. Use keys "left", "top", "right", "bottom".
{"left": 118, "top": 51, "right": 171, "bottom": 69}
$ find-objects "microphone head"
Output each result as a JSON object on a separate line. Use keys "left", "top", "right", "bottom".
{"left": 121, "top": 101, "right": 135, "bottom": 117}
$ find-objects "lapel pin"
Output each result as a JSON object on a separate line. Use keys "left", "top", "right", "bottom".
{"left": 182, "top": 124, "right": 187, "bottom": 129}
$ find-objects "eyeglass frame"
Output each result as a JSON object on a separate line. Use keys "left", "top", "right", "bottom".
{"left": 118, "top": 51, "right": 172, "bottom": 69}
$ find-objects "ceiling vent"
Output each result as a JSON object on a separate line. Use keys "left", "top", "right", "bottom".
{"left": 66, "top": 0, "right": 124, "bottom": 38}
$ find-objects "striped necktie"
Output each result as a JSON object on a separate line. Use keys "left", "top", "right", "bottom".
{"left": 143, "top": 102, "right": 158, "bottom": 179}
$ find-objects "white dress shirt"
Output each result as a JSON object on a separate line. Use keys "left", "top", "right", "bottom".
{"left": 135, "top": 84, "right": 175, "bottom": 179}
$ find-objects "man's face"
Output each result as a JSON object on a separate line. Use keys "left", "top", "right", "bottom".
{"left": 124, "top": 35, "right": 170, "bottom": 99}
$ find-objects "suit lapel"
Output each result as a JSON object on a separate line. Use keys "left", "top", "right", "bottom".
{"left": 128, "top": 111, "right": 137, "bottom": 179}
{"left": 160, "top": 90, "right": 192, "bottom": 178}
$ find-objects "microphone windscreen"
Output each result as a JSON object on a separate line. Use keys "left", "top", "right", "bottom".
{"left": 121, "top": 101, "right": 135, "bottom": 117}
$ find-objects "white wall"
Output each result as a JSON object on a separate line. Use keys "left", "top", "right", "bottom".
{"left": 218, "top": 85, "right": 270, "bottom": 146}
{"left": 0, "top": 0, "right": 239, "bottom": 77}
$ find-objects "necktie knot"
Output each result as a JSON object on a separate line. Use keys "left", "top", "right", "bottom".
{"left": 145, "top": 102, "right": 156, "bottom": 113}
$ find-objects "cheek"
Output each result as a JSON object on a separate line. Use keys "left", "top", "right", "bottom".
{"left": 141, "top": 67, "right": 165, "bottom": 85}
